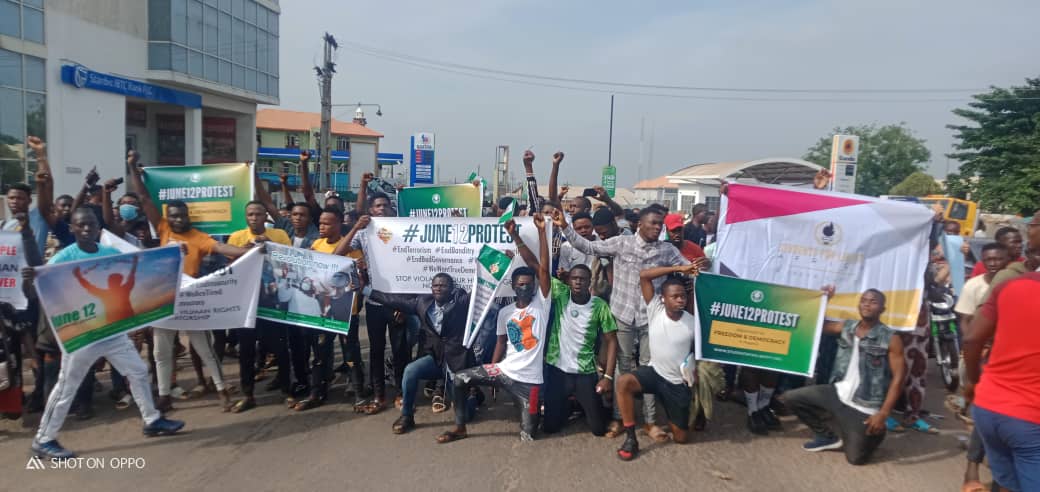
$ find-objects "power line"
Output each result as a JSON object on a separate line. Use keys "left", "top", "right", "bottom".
{"left": 339, "top": 40, "right": 987, "bottom": 95}
{"left": 341, "top": 44, "right": 998, "bottom": 103}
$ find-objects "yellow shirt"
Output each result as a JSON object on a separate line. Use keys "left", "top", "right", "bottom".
{"left": 310, "top": 237, "right": 341, "bottom": 254}
{"left": 227, "top": 227, "right": 292, "bottom": 248}
{"left": 158, "top": 218, "right": 216, "bottom": 278}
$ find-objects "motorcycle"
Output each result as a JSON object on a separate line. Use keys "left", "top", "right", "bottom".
{"left": 928, "top": 289, "right": 960, "bottom": 393}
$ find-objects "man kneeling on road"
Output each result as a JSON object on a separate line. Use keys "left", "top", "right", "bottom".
{"left": 782, "top": 288, "right": 906, "bottom": 465}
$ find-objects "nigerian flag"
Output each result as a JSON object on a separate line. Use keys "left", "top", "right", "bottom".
{"left": 463, "top": 245, "right": 513, "bottom": 347}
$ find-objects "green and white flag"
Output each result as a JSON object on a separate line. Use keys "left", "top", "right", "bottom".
{"left": 467, "top": 171, "right": 487, "bottom": 190}
{"left": 498, "top": 199, "right": 516, "bottom": 224}
{"left": 463, "top": 245, "right": 513, "bottom": 348}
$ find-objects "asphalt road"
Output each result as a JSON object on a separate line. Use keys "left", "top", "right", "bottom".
{"left": 0, "top": 332, "right": 984, "bottom": 492}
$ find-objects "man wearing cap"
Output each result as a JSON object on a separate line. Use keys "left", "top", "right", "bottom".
{"left": 665, "top": 213, "right": 707, "bottom": 263}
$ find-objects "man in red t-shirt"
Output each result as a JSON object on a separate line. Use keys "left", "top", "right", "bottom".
{"left": 665, "top": 214, "right": 705, "bottom": 263}
{"left": 969, "top": 227, "right": 1024, "bottom": 277}
{"left": 963, "top": 212, "right": 1040, "bottom": 492}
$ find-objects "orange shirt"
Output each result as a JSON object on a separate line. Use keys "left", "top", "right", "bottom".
{"left": 157, "top": 218, "right": 216, "bottom": 277}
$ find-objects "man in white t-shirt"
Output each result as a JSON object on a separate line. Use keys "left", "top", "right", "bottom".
{"left": 437, "top": 214, "right": 551, "bottom": 444}
{"left": 955, "top": 243, "right": 1011, "bottom": 325}
{"left": 615, "top": 263, "right": 703, "bottom": 461}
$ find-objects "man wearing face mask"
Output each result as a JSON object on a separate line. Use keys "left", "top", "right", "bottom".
{"left": 436, "top": 214, "right": 551, "bottom": 444}
{"left": 101, "top": 179, "right": 146, "bottom": 246}
{"left": 359, "top": 272, "right": 472, "bottom": 434}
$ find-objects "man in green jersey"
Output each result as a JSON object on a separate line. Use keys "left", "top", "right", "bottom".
{"left": 541, "top": 263, "right": 618, "bottom": 436}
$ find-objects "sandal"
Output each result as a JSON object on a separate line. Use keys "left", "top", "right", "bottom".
{"left": 394, "top": 395, "right": 404, "bottom": 410}
{"left": 886, "top": 416, "right": 906, "bottom": 433}
{"left": 285, "top": 396, "right": 299, "bottom": 409}
{"left": 645, "top": 424, "right": 670, "bottom": 443}
{"left": 115, "top": 393, "right": 132, "bottom": 410}
{"left": 230, "top": 398, "right": 256, "bottom": 414}
{"left": 617, "top": 435, "right": 640, "bottom": 461}
{"left": 605, "top": 421, "right": 625, "bottom": 438}
{"left": 436, "top": 429, "right": 467, "bottom": 444}
{"left": 170, "top": 386, "right": 188, "bottom": 400}
{"left": 352, "top": 398, "right": 371, "bottom": 414}
{"left": 431, "top": 395, "right": 447, "bottom": 414}
{"left": 908, "top": 418, "right": 939, "bottom": 434}
{"left": 392, "top": 415, "right": 415, "bottom": 434}
{"left": 363, "top": 397, "right": 387, "bottom": 415}
{"left": 293, "top": 399, "right": 322, "bottom": 412}
{"left": 187, "top": 384, "right": 209, "bottom": 399}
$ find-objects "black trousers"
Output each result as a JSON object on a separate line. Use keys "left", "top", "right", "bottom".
{"left": 308, "top": 330, "right": 336, "bottom": 400}
{"left": 238, "top": 319, "right": 302, "bottom": 396}
{"left": 339, "top": 316, "right": 365, "bottom": 391}
{"left": 784, "top": 384, "right": 886, "bottom": 465}
{"left": 542, "top": 364, "right": 609, "bottom": 436}
{"left": 286, "top": 324, "right": 310, "bottom": 389}
{"left": 365, "top": 303, "right": 410, "bottom": 396}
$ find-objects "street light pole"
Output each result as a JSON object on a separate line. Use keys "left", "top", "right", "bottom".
{"left": 608, "top": 94, "right": 615, "bottom": 168}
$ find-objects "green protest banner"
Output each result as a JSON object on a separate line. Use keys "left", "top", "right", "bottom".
{"left": 694, "top": 273, "right": 826, "bottom": 376}
{"left": 397, "top": 183, "right": 483, "bottom": 218}
{"left": 142, "top": 163, "right": 253, "bottom": 235}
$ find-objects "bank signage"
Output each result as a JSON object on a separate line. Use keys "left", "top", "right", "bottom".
{"left": 60, "top": 64, "right": 202, "bottom": 109}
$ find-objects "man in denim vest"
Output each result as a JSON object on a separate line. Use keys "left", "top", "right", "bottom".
{"left": 782, "top": 288, "right": 907, "bottom": 465}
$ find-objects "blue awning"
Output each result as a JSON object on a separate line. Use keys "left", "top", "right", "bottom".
{"left": 259, "top": 148, "right": 405, "bottom": 164}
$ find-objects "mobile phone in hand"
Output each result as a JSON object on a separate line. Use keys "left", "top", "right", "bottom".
{"left": 582, "top": 188, "right": 597, "bottom": 198}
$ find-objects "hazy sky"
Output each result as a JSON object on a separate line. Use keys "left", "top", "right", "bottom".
{"left": 272, "top": 0, "right": 1040, "bottom": 189}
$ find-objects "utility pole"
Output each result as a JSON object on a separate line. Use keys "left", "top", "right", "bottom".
{"left": 315, "top": 33, "right": 338, "bottom": 191}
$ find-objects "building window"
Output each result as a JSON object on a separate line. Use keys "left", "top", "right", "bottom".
{"left": 285, "top": 134, "right": 299, "bottom": 148}
{"left": 148, "top": 0, "right": 279, "bottom": 97}
{"left": 1, "top": 0, "right": 45, "bottom": 44}
{"left": 336, "top": 136, "right": 349, "bottom": 152}
{"left": 0, "top": 48, "right": 46, "bottom": 189}
{"left": 706, "top": 196, "right": 721, "bottom": 212}
{"left": 680, "top": 195, "right": 696, "bottom": 214}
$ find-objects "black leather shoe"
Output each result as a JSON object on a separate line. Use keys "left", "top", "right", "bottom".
{"left": 759, "top": 408, "right": 782, "bottom": 431}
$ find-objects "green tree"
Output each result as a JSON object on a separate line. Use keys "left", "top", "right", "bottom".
{"left": 803, "top": 123, "right": 931, "bottom": 197}
{"left": 947, "top": 78, "right": 1040, "bottom": 215}
{"left": 889, "top": 171, "right": 943, "bottom": 196}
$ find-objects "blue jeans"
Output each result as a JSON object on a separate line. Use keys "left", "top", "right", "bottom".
{"left": 972, "top": 405, "right": 1040, "bottom": 492}
{"left": 400, "top": 355, "right": 444, "bottom": 417}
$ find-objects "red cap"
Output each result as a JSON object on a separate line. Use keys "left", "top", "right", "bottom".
{"left": 665, "top": 213, "right": 684, "bottom": 231}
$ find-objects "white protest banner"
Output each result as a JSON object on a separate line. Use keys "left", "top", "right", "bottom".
{"left": 463, "top": 245, "right": 513, "bottom": 348}
{"left": 153, "top": 248, "right": 263, "bottom": 330}
{"left": 716, "top": 183, "right": 933, "bottom": 331}
{"left": 0, "top": 232, "right": 28, "bottom": 309}
{"left": 363, "top": 217, "right": 549, "bottom": 295}
{"left": 258, "top": 243, "right": 359, "bottom": 335}
{"left": 34, "top": 246, "right": 182, "bottom": 353}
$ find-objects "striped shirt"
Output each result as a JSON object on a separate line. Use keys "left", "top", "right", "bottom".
{"left": 563, "top": 226, "right": 689, "bottom": 325}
